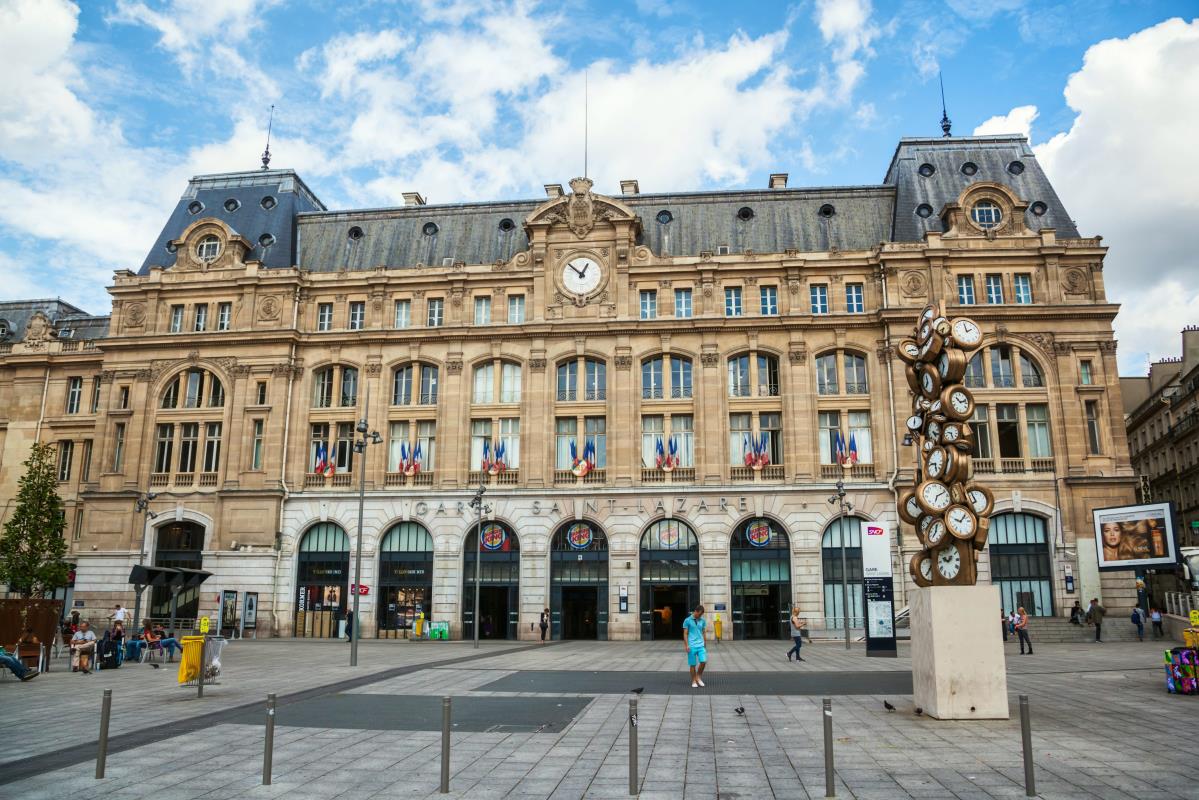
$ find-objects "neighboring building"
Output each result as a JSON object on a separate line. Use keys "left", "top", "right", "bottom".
{"left": 0, "top": 134, "right": 1139, "bottom": 639}
{"left": 1122, "top": 326, "right": 1199, "bottom": 550}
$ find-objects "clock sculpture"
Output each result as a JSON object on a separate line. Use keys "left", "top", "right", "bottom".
{"left": 898, "top": 303, "right": 996, "bottom": 587}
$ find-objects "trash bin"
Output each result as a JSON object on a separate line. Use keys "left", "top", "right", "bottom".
{"left": 178, "top": 635, "right": 204, "bottom": 685}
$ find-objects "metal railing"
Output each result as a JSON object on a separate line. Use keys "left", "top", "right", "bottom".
{"left": 1165, "top": 592, "right": 1199, "bottom": 617}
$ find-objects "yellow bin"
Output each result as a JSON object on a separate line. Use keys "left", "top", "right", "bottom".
{"left": 178, "top": 635, "right": 205, "bottom": 685}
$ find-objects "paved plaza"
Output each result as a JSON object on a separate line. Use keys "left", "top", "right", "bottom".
{"left": 0, "top": 636, "right": 1194, "bottom": 799}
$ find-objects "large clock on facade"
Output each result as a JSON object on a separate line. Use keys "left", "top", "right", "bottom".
{"left": 561, "top": 256, "right": 602, "bottom": 297}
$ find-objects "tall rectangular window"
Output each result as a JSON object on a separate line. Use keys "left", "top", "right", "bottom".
{"left": 387, "top": 421, "right": 409, "bottom": 472}
{"left": 761, "top": 412, "right": 783, "bottom": 464}
{"left": 674, "top": 288, "right": 693, "bottom": 318}
{"left": 471, "top": 419, "right": 493, "bottom": 468}
{"left": 1085, "top": 400, "right": 1102, "bottom": 454}
{"left": 844, "top": 353, "right": 868, "bottom": 394}
{"left": 317, "top": 303, "right": 333, "bottom": 331}
{"left": 427, "top": 298, "right": 444, "bottom": 327}
{"left": 394, "top": 299, "right": 411, "bottom": 329}
{"left": 112, "top": 423, "right": 126, "bottom": 472}
{"left": 251, "top": 419, "right": 264, "bottom": 470}
{"left": 508, "top": 295, "right": 525, "bottom": 323}
{"left": 642, "top": 359, "right": 663, "bottom": 399}
{"left": 91, "top": 376, "right": 101, "bottom": 413}
{"left": 672, "top": 415, "right": 694, "bottom": 467}
{"left": 818, "top": 411, "right": 841, "bottom": 464}
{"left": 724, "top": 287, "right": 742, "bottom": 317}
{"left": 57, "top": 441, "right": 73, "bottom": 482}
{"left": 671, "top": 356, "right": 692, "bottom": 399}
{"left": 217, "top": 302, "right": 232, "bottom": 331}
{"left": 420, "top": 365, "right": 439, "bottom": 404}
{"left": 758, "top": 354, "right": 780, "bottom": 397}
{"left": 118, "top": 386, "right": 130, "bottom": 409}
{"left": 640, "top": 289, "right": 657, "bottom": 320}
{"left": 810, "top": 284, "right": 829, "bottom": 314}
{"left": 499, "top": 418, "right": 520, "bottom": 468}
{"left": 80, "top": 439, "right": 93, "bottom": 482}
{"left": 309, "top": 423, "right": 329, "bottom": 471}
{"left": 335, "top": 422, "right": 354, "bottom": 472}
{"left": 169, "top": 305, "right": 184, "bottom": 332}
{"left": 728, "top": 413, "right": 752, "bottom": 465}
{"left": 760, "top": 286, "right": 778, "bottom": 315}
{"left": 816, "top": 354, "right": 838, "bottom": 395}
{"left": 586, "top": 416, "right": 608, "bottom": 468}
{"left": 194, "top": 305, "right": 208, "bottom": 332}
{"left": 845, "top": 283, "right": 864, "bottom": 313}
{"left": 154, "top": 424, "right": 174, "bottom": 473}
{"left": 416, "top": 421, "right": 436, "bottom": 470}
{"left": 66, "top": 377, "right": 82, "bottom": 414}
{"left": 1014, "top": 274, "right": 1033, "bottom": 304}
{"left": 970, "top": 407, "right": 991, "bottom": 459}
{"left": 557, "top": 360, "right": 576, "bottom": 402}
{"left": 957, "top": 275, "right": 976, "bottom": 305}
{"left": 203, "top": 422, "right": 222, "bottom": 472}
{"left": 964, "top": 353, "right": 985, "bottom": 388}
{"left": 641, "top": 415, "right": 664, "bottom": 468}
{"left": 500, "top": 363, "right": 522, "bottom": 404}
{"left": 1080, "top": 360, "right": 1093, "bottom": 385}
{"left": 585, "top": 360, "right": 605, "bottom": 401}
{"left": 474, "top": 296, "right": 491, "bottom": 325}
{"left": 728, "top": 355, "right": 750, "bottom": 397}
{"left": 996, "top": 404, "right": 1021, "bottom": 458}
{"left": 473, "top": 364, "right": 494, "bottom": 404}
{"left": 1026, "top": 404, "right": 1052, "bottom": 458}
{"left": 985, "top": 274, "right": 1005, "bottom": 304}
{"left": 348, "top": 301, "right": 365, "bottom": 330}
{"left": 555, "top": 417, "right": 577, "bottom": 470}
{"left": 849, "top": 411, "right": 872, "bottom": 463}
{"left": 991, "top": 347, "right": 1015, "bottom": 388}
{"left": 256, "top": 381, "right": 268, "bottom": 405}
{"left": 178, "top": 422, "right": 200, "bottom": 472}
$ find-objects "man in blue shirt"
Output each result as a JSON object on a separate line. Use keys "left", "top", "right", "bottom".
{"left": 682, "top": 604, "right": 708, "bottom": 688}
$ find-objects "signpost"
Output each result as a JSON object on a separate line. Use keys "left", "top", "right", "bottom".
{"left": 860, "top": 520, "right": 897, "bottom": 658}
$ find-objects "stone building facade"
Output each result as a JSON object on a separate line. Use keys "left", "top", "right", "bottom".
{"left": 0, "top": 134, "right": 1140, "bottom": 639}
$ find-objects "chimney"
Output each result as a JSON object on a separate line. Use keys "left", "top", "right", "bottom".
{"left": 1182, "top": 325, "right": 1199, "bottom": 375}
{"left": 620, "top": 179, "right": 640, "bottom": 196}
{"left": 769, "top": 173, "right": 788, "bottom": 189}
{"left": 402, "top": 192, "right": 426, "bottom": 206}
{"left": 544, "top": 184, "right": 564, "bottom": 199}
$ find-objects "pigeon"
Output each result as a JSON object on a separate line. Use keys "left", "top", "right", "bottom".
{"left": 914, "top": 707, "right": 923, "bottom": 716}
{"left": 149, "top": 663, "right": 161, "bottom": 669}
{"left": 883, "top": 700, "right": 896, "bottom": 712}
{"left": 630, "top": 687, "right": 644, "bottom": 695}
{"left": 734, "top": 706, "right": 745, "bottom": 716}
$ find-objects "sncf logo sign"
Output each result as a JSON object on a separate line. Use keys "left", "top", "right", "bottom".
{"left": 866, "top": 526, "right": 885, "bottom": 536}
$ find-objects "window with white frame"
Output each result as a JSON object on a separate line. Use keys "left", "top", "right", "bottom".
{"left": 845, "top": 283, "right": 864, "bottom": 313}
{"left": 169, "top": 305, "right": 184, "bottom": 333}
{"left": 985, "top": 274, "right": 1005, "bottom": 304}
{"left": 760, "top": 285, "right": 778, "bottom": 315}
{"left": 427, "top": 298, "right": 444, "bottom": 327}
{"left": 474, "top": 296, "right": 491, "bottom": 325}
{"left": 251, "top": 419, "right": 264, "bottom": 470}
{"left": 640, "top": 289, "right": 657, "bottom": 319}
{"left": 196, "top": 234, "right": 221, "bottom": 261}
{"left": 57, "top": 441, "right": 74, "bottom": 482}
{"left": 674, "top": 288, "right": 692, "bottom": 318}
{"left": 203, "top": 422, "right": 222, "bottom": 472}
{"left": 810, "top": 284, "right": 829, "bottom": 314}
{"left": 1014, "top": 273, "right": 1033, "bottom": 304}
{"left": 194, "top": 305, "right": 208, "bottom": 332}
{"left": 317, "top": 303, "right": 333, "bottom": 331}
{"left": 217, "top": 302, "right": 232, "bottom": 331}
{"left": 66, "top": 377, "right": 82, "bottom": 414}
{"left": 112, "top": 423, "right": 126, "bottom": 472}
{"left": 724, "top": 287, "right": 743, "bottom": 317}
{"left": 394, "top": 299, "right": 411, "bottom": 329}
{"left": 348, "top": 301, "right": 365, "bottom": 330}
{"left": 958, "top": 275, "right": 976, "bottom": 305}
{"left": 507, "top": 295, "right": 525, "bottom": 323}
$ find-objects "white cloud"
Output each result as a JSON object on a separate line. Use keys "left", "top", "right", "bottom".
{"left": 973, "top": 105, "right": 1038, "bottom": 139}
{"left": 945, "top": 0, "right": 1026, "bottom": 22}
{"left": 813, "top": 0, "right": 882, "bottom": 102}
{"left": 1030, "top": 18, "right": 1199, "bottom": 372}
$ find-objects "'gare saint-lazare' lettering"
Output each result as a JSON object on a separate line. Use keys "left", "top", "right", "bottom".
{"left": 410, "top": 496, "right": 747, "bottom": 518}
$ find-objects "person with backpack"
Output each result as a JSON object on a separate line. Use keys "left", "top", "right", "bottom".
{"left": 1150, "top": 608, "right": 1165, "bottom": 639}
{"left": 1130, "top": 607, "right": 1145, "bottom": 641}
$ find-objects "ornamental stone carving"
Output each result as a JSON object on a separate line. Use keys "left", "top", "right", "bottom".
{"left": 899, "top": 270, "right": 928, "bottom": 298}
{"left": 258, "top": 296, "right": 281, "bottom": 321}
{"left": 1098, "top": 339, "right": 1118, "bottom": 354}
{"left": 125, "top": 303, "right": 146, "bottom": 328}
{"left": 529, "top": 358, "right": 547, "bottom": 371}
{"left": 1063, "top": 268, "right": 1090, "bottom": 295}
{"left": 614, "top": 355, "right": 633, "bottom": 369}
{"left": 450, "top": 288, "right": 464, "bottom": 307}
{"left": 365, "top": 363, "right": 382, "bottom": 376}
{"left": 700, "top": 351, "right": 720, "bottom": 367}
{"left": 446, "top": 360, "right": 464, "bottom": 375}
{"left": 788, "top": 345, "right": 807, "bottom": 364}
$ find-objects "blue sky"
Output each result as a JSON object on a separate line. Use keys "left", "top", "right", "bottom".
{"left": 0, "top": 0, "right": 1196, "bottom": 373}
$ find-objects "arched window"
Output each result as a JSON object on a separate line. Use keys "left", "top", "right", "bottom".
{"left": 727, "top": 352, "right": 780, "bottom": 398}
{"left": 989, "top": 513, "right": 1053, "bottom": 616}
{"left": 815, "top": 350, "right": 868, "bottom": 395}
{"left": 967, "top": 346, "right": 1053, "bottom": 473}
{"left": 196, "top": 234, "right": 221, "bottom": 261}
{"left": 640, "top": 519, "right": 698, "bottom": 552}
{"left": 964, "top": 352, "right": 985, "bottom": 388}
{"left": 821, "top": 516, "right": 864, "bottom": 633}
{"left": 731, "top": 518, "right": 791, "bottom": 640}
{"left": 312, "top": 365, "right": 358, "bottom": 408}
{"left": 380, "top": 521, "right": 432, "bottom": 553}
{"left": 378, "top": 521, "right": 433, "bottom": 636}
{"left": 642, "top": 355, "right": 692, "bottom": 400}
{"left": 161, "top": 369, "right": 225, "bottom": 409}
{"left": 1019, "top": 353, "right": 1044, "bottom": 388}
{"left": 152, "top": 521, "right": 205, "bottom": 619}
{"left": 391, "top": 362, "right": 439, "bottom": 406}
{"left": 300, "top": 522, "right": 350, "bottom": 552}
{"left": 296, "top": 522, "right": 350, "bottom": 638}
{"left": 843, "top": 352, "right": 868, "bottom": 394}
{"left": 472, "top": 359, "right": 521, "bottom": 404}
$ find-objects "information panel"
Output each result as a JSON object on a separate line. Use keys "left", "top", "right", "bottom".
{"left": 860, "top": 520, "right": 897, "bottom": 658}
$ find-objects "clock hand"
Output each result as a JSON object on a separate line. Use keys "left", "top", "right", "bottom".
{"left": 570, "top": 263, "right": 586, "bottom": 278}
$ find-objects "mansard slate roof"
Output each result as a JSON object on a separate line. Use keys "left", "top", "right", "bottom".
{"left": 0, "top": 299, "right": 109, "bottom": 342}
{"left": 137, "top": 135, "right": 1079, "bottom": 275}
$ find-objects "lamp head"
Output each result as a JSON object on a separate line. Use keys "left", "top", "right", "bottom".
{"left": 370, "top": 431, "right": 383, "bottom": 444}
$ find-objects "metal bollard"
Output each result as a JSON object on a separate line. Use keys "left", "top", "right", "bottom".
{"left": 822, "top": 698, "right": 835, "bottom": 799}
{"left": 96, "top": 689, "right": 112, "bottom": 779}
{"left": 1019, "top": 695, "right": 1035, "bottom": 797}
{"left": 263, "top": 693, "right": 276, "bottom": 785}
{"left": 628, "top": 698, "right": 639, "bottom": 796}
{"left": 440, "top": 696, "right": 451, "bottom": 793}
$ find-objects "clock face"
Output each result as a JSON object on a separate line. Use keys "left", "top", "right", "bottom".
{"left": 898, "top": 340, "right": 921, "bottom": 363}
{"left": 562, "top": 257, "right": 602, "bottom": 295}
{"left": 945, "top": 504, "right": 978, "bottom": 539}
{"left": 920, "top": 366, "right": 941, "bottom": 399}
{"left": 942, "top": 423, "right": 959, "bottom": 443}
{"left": 926, "top": 518, "right": 947, "bottom": 546}
{"left": 919, "top": 331, "right": 944, "bottom": 360}
{"left": 910, "top": 552, "right": 933, "bottom": 588}
{"left": 936, "top": 543, "right": 962, "bottom": 579}
{"left": 938, "top": 349, "right": 966, "bottom": 382}
{"left": 900, "top": 492, "right": 923, "bottom": 525}
{"left": 917, "top": 480, "right": 952, "bottom": 514}
{"left": 926, "top": 446, "right": 946, "bottom": 479}
{"left": 927, "top": 419, "right": 942, "bottom": 441}
{"left": 906, "top": 414, "right": 924, "bottom": 432}
{"left": 965, "top": 484, "right": 994, "bottom": 516}
{"left": 950, "top": 318, "right": 982, "bottom": 348}
{"left": 941, "top": 386, "right": 975, "bottom": 420}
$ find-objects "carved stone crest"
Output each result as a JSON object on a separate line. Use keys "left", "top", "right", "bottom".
{"left": 900, "top": 270, "right": 928, "bottom": 298}
{"left": 23, "top": 312, "right": 53, "bottom": 348}
{"left": 700, "top": 351, "right": 720, "bottom": 367}
{"left": 788, "top": 345, "right": 807, "bottom": 364}
{"left": 125, "top": 303, "right": 146, "bottom": 328}
{"left": 258, "top": 296, "right": 281, "bottom": 321}
{"left": 567, "top": 177, "right": 596, "bottom": 238}
{"left": 529, "top": 358, "right": 547, "bottom": 371}
{"left": 614, "top": 355, "right": 633, "bottom": 370}
{"left": 446, "top": 360, "right": 463, "bottom": 375}
{"left": 1062, "top": 268, "right": 1089, "bottom": 295}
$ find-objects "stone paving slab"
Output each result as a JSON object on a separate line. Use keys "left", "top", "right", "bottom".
{"left": 476, "top": 668, "right": 914, "bottom": 695}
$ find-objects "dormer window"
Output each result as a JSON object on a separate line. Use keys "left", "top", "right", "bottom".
{"left": 970, "top": 200, "right": 1002, "bottom": 229}
{"left": 197, "top": 235, "right": 221, "bottom": 261}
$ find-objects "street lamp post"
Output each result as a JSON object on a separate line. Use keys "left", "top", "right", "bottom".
{"left": 131, "top": 492, "right": 158, "bottom": 630}
{"left": 350, "top": 401, "right": 383, "bottom": 668}
{"left": 469, "top": 482, "right": 488, "bottom": 649}
{"left": 828, "top": 479, "right": 854, "bottom": 651}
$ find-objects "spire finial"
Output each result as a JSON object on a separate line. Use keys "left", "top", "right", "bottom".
{"left": 583, "top": 69, "right": 589, "bottom": 178}
{"left": 939, "top": 73, "right": 952, "bottom": 137}
{"left": 260, "top": 104, "right": 275, "bottom": 170}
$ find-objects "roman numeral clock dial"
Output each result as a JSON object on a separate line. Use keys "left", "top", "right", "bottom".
{"left": 562, "top": 256, "right": 602, "bottom": 297}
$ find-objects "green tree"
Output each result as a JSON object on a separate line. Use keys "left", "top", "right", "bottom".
{"left": 0, "top": 442, "right": 69, "bottom": 597}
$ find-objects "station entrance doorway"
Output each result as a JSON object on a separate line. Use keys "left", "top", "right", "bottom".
{"left": 462, "top": 521, "right": 520, "bottom": 640}
{"left": 639, "top": 519, "right": 699, "bottom": 640}
{"left": 550, "top": 521, "right": 608, "bottom": 640}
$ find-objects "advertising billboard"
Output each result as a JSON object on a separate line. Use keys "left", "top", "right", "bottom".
{"left": 1092, "top": 502, "right": 1178, "bottom": 571}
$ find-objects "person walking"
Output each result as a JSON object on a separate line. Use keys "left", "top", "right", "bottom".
{"left": 1130, "top": 606, "right": 1145, "bottom": 642}
{"left": 786, "top": 606, "right": 806, "bottom": 662}
{"left": 1151, "top": 607, "right": 1165, "bottom": 639}
{"left": 1014, "top": 607, "right": 1033, "bottom": 655}
{"left": 682, "top": 604, "right": 708, "bottom": 688}
{"left": 539, "top": 608, "right": 550, "bottom": 642}
{"left": 1085, "top": 598, "right": 1107, "bottom": 643}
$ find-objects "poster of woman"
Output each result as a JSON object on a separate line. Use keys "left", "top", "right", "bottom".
{"left": 1092, "top": 502, "right": 1177, "bottom": 570}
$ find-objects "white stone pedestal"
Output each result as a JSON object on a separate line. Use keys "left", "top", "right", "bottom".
{"left": 910, "top": 584, "right": 1009, "bottom": 720}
